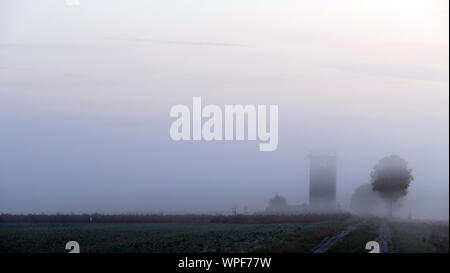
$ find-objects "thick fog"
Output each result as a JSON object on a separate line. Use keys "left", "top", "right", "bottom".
{"left": 0, "top": 0, "right": 448, "bottom": 219}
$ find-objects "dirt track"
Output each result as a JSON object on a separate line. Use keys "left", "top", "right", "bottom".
{"left": 309, "top": 219, "right": 368, "bottom": 253}
{"left": 377, "top": 218, "right": 392, "bottom": 253}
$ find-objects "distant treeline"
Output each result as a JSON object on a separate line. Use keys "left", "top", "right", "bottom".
{"left": 0, "top": 213, "right": 352, "bottom": 224}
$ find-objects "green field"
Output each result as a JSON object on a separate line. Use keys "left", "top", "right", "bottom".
{"left": 390, "top": 220, "right": 449, "bottom": 253}
{"left": 0, "top": 216, "right": 448, "bottom": 253}
{"left": 327, "top": 218, "right": 380, "bottom": 253}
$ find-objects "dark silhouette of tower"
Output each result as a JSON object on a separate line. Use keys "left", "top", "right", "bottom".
{"left": 309, "top": 152, "right": 336, "bottom": 213}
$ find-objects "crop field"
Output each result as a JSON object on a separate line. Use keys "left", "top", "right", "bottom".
{"left": 0, "top": 215, "right": 448, "bottom": 253}
{"left": 390, "top": 220, "right": 449, "bottom": 253}
{"left": 327, "top": 218, "right": 380, "bottom": 253}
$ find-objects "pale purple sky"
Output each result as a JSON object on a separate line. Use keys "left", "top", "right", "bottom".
{"left": 0, "top": 0, "right": 448, "bottom": 219}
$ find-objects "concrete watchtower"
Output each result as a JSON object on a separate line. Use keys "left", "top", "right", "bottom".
{"left": 309, "top": 151, "right": 337, "bottom": 213}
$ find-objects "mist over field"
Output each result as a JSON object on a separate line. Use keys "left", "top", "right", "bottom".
{"left": 0, "top": 0, "right": 448, "bottom": 220}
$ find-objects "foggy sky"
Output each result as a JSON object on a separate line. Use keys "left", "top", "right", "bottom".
{"left": 0, "top": 0, "right": 448, "bottom": 219}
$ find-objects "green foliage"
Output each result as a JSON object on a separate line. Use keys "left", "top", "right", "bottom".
{"left": 390, "top": 220, "right": 449, "bottom": 253}
{"left": 1, "top": 215, "right": 447, "bottom": 253}
{"left": 0, "top": 223, "right": 311, "bottom": 253}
